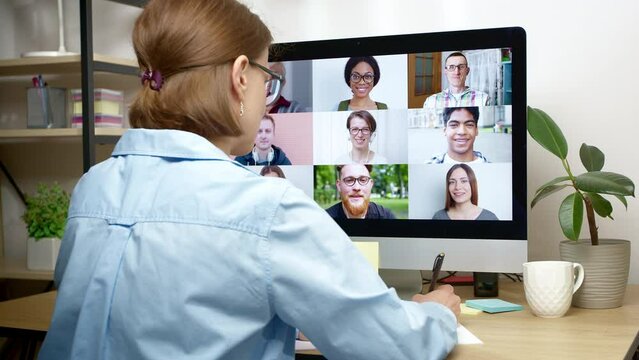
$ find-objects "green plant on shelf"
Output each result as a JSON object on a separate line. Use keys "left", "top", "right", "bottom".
{"left": 21, "top": 183, "right": 70, "bottom": 240}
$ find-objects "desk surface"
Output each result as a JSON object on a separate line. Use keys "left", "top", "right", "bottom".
{"left": 298, "top": 282, "right": 639, "bottom": 359}
{"left": 0, "top": 283, "right": 637, "bottom": 359}
{"left": 0, "top": 290, "right": 55, "bottom": 332}
{"left": 448, "top": 282, "right": 639, "bottom": 360}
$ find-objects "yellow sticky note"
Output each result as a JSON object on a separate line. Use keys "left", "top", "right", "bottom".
{"left": 461, "top": 303, "right": 483, "bottom": 315}
{"left": 354, "top": 242, "right": 379, "bottom": 272}
{"left": 74, "top": 100, "right": 122, "bottom": 115}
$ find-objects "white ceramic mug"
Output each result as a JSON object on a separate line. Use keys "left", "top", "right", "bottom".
{"left": 523, "top": 261, "right": 584, "bottom": 318}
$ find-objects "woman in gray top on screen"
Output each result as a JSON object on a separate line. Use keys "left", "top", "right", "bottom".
{"left": 432, "top": 163, "right": 499, "bottom": 220}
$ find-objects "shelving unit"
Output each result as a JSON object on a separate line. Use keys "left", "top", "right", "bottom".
{"left": 0, "top": 257, "right": 53, "bottom": 281}
{"left": 0, "top": 54, "right": 137, "bottom": 77}
{"left": 0, "top": 0, "right": 144, "bottom": 280}
{"left": 79, "top": 0, "right": 143, "bottom": 172}
{"left": 0, "top": 128, "right": 126, "bottom": 143}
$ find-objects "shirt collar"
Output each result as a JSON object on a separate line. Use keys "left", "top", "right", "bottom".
{"left": 112, "top": 129, "right": 231, "bottom": 161}
{"left": 444, "top": 87, "right": 471, "bottom": 96}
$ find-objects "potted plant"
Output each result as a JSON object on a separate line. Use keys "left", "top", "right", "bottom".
{"left": 528, "top": 107, "right": 635, "bottom": 308}
{"left": 21, "top": 183, "right": 70, "bottom": 271}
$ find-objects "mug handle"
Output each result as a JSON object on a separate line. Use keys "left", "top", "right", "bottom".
{"left": 572, "top": 263, "right": 585, "bottom": 293}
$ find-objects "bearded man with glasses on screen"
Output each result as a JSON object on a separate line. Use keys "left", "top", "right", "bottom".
{"left": 326, "top": 164, "right": 396, "bottom": 220}
{"left": 423, "top": 51, "right": 490, "bottom": 108}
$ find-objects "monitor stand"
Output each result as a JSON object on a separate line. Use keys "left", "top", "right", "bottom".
{"left": 473, "top": 272, "right": 499, "bottom": 297}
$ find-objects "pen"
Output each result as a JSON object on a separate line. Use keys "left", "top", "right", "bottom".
{"left": 427, "top": 252, "right": 445, "bottom": 293}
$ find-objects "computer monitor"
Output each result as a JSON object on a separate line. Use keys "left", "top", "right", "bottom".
{"left": 247, "top": 27, "right": 526, "bottom": 273}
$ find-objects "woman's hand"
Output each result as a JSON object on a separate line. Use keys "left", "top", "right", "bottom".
{"left": 412, "top": 284, "right": 461, "bottom": 320}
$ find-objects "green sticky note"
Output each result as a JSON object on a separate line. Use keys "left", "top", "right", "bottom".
{"left": 465, "top": 299, "right": 523, "bottom": 313}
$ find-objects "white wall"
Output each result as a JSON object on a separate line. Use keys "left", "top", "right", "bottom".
{"left": 245, "top": 0, "right": 639, "bottom": 284}
{"left": 0, "top": 0, "right": 139, "bottom": 59}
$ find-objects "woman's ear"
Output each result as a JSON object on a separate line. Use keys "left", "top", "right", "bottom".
{"left": 230, "top": 55, "right": 250, "bottom": 101}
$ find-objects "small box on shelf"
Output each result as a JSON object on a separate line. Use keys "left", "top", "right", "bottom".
{"left": 71, "top": 88, "right": 124, "bottom": 128}
{"left": 26, "top": 87, "right": 67, "bottom": 128}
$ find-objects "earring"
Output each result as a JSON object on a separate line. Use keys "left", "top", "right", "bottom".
{"left": 240, "top": 102, "right": 244, "bottom": 117}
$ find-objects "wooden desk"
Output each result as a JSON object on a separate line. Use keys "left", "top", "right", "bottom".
{"left": 1, "top": 285, "right": 637, "bottom": 359}
{"left": 0, "top": 291, "right": 55, "bottom": 359}
{"left": 0, "top": 290, "right": 54, "bottom": 339}
{"left": 449, "top": 282, "right": 639, "bottom": 360}
{"left": 298, "top": 282, "right": 639, "bottom": 360}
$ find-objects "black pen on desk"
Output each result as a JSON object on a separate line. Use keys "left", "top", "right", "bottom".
{"left": 427, "top": 252, "right": 445, "bottom": 293}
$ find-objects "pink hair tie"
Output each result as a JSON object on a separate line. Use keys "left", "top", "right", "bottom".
{"left": 141, "top": 69, "right": 164, "bottom": 91}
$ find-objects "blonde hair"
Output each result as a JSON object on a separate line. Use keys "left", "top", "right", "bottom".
{"left": 129, "top": 0, "right": 272, "bottom": 141}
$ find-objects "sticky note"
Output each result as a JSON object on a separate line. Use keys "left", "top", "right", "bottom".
{"left": 465, "top": 299, "right": 523, "bottom": 313}
{"left": 354, "top": 242, "right": 379, "bottom": 272}
{"left": 460, "top": 303, "right": 483, "bottom": 315}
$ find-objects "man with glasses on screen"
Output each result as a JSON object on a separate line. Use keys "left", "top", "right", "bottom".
{"left": 326, "top": 164, "right": 396, "bottom": 219}
{"left": 266, "top": 62, "right": 306, "bottom": 113}
{"left": 423, "top": 52, "right": 490, "bottom": 108}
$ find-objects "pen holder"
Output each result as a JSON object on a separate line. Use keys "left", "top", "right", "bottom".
{"left": 27, "top": 87, "right": 67, "bottom": 128}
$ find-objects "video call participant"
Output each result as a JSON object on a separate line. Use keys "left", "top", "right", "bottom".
{"left": 40, "top": 1, "right": 460, "bottom": 359}
{"left": 260, "top": 165, "right": 286, "bottom": 178}
{"left": 338, "top": 56, "right": 388, "bottom": 111}
{"left": 423, "top": 52, "right": 490, "bottom": 108}
{"left": 335, "top": 110, "right": 388, "bottom": 164}
{"left": 433, "top": 164, "right": 498, "bottom": 220}
{"left": 326, "top": 164, "right": 396, "bottom": 219}
{"left": 266, "top": 62, "right": 306, "bottom": 113}
{"left": 234, "top": 114, "right": 292, "bottom": 165}
{"left": 428, "top": 106, "right": 489, "bottom": 164}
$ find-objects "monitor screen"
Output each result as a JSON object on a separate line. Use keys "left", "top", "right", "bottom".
{"left": 241, "top": 27, "right": 527, "bottom": 273}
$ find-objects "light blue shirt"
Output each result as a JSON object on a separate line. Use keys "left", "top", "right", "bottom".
{"left": 40, "top": 129, "right": 457, "bottom": 360}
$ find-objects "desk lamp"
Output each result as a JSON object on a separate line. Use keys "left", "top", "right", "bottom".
{"left": 21, "top": 0, "right": 75, "bottom": 57}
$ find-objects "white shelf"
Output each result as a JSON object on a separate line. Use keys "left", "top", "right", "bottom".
{"left": 0, "top": 128, "right": 126, "bottom": 142}
{"left": 0, "top": 54, "right": 138, "bottom": 76}
{"left": 0, "top": 256, "right": 53, "bottom": 281}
